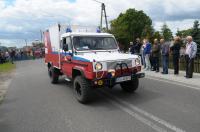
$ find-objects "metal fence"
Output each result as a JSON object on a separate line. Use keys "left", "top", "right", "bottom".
{"left": 161, "top": 53, "right": 200, "bottom": 73}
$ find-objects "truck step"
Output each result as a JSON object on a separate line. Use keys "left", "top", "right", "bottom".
{"left": 64, "top": 77, "right": 71, "bottom": 82}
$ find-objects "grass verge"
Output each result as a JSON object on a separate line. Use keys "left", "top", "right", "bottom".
{"left": 0, "top": 62, "right": 16, "bottom": 73}
{"left": 0, "top": 93, "right": 5, "bottom": 104}
{"left": 0, "top": 62, "right": 15, "bottom": 103}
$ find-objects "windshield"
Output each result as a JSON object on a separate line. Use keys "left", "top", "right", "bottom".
{"left": 73, "top": 37, "right": 118, "bottom": 51}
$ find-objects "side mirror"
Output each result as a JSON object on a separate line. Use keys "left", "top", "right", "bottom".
{"left": 63, "top": 44, "right": 69, "bottom": 52}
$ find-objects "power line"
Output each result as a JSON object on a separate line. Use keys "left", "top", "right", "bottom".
{"left": 91, "top": 0, "right": 103, "bottom": 4}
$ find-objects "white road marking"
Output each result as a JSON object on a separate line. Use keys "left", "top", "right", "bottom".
{"left": 145, "top": 76, "right": 200, "bottom": 91}
{"left": 100, "top": 90, "right": 186, "bottom": 132}
{"left": 98, "top": 93, "right": 167, "bottom": 132}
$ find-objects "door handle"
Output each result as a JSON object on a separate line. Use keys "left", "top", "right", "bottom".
{"left": 65, "top": 56, "right": 71, "bottom": 62}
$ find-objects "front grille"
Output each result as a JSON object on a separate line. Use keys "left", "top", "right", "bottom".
{"left": 106, "top": 60, "right": 132, "bottom": 70}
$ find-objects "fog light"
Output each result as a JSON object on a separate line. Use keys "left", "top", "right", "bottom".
{"left": 98, "top": 80, "right": 103, "bottom": 86}
{"left": 111, "top": 72, "right": 115, "bottom": 77}
{"left": 108, "top": 69, "right": 115, "bottom": 77}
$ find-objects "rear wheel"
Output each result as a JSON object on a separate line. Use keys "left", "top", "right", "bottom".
{"left": 120, "top": 78, "right": 139, "bottom": 93}
{"left": 49, "top": 67, "right": 59, "bottom": 84}
{"left": 73, "top": 76, "right": 91, "bottom": 103}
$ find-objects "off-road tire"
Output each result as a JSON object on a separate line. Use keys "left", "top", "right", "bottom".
{"left": 120, "top": 78, "right": 139, "bottom": 93}
{"left": 73, "top": 76, "right": 91, "bottom": 103}
{"left": 49, "top": 67, "right": 59, "bottom": 84}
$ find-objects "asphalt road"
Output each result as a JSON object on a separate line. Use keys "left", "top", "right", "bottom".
{"left": 0, "top": 59, "right": 200, "bottom": 132}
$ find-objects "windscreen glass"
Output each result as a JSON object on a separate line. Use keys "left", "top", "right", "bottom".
{"left": 73, "top": 37, "right": 118, "bottom": 51}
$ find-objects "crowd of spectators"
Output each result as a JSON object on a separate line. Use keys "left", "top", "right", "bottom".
{"left": 129, "top": 36, "right": 198, "bottom": 78}
{"left": 0, "top": 48, "right": 45, "bottom": 64}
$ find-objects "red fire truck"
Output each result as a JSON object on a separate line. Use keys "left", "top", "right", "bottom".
{"left": 44, "top": 24, "right": 145, "bottom": 103}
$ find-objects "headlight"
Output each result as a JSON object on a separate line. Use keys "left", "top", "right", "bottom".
{"left": 135, "top": 58, "right": 140, "bottom": 66}
{"left": 95, "top": 62, "right": 103, "bottom": 70}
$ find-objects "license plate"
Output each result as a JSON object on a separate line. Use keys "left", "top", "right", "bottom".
{"left": 116, "top": 76, "right": 131, "bottom": 83}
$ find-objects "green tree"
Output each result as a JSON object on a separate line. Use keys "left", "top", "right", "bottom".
{"left": 176, "top": 28, "right": 192, "bottom": 38}
{"left": 161, "top": 23, "right": 173, "bottom": 41}
{"left": 110, "top": 8, "right": 152, "bottom": 51}
{"left": 153, "top": 31, "right": 162, "bottom": 41}
{"left": 192, "top": 20, "right": 200, "bottom": 54}
{"left": 141, "top": 25, "right": 154, "bottom": 42}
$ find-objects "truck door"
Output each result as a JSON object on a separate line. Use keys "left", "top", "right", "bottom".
{"left": 61, "top": 37, "right": 73, "bottom": 78}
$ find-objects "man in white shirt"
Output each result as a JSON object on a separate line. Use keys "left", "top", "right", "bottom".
{"left": 5, "top": 51, "right": 10, "bottom": 62}
{"left": 185, "top": 36, "right": 197, "bottom": 78}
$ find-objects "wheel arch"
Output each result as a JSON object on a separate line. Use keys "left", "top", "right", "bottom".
{"left": 72, "top": 68, "right": 85, "bottom": 79}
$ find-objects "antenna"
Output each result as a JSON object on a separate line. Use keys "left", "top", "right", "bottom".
{"left": 92, "top": 0, "right": 108, "bottom": 32}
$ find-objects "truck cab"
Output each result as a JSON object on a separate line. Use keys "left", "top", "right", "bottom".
{"left": 44, "top": 24, "right": 145, "bottom": 103}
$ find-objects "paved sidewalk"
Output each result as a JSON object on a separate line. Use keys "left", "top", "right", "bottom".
{"left": 0, "top": 72, "right": 13, "bottom": 103}
{"left": 142, "top": 68, "right": 200, "bottom": 88}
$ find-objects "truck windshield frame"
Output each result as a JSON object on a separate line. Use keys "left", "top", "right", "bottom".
{"left": 73, "top": 36, "right": 118, "bottom": 51}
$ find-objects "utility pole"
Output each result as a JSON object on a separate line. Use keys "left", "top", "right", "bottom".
{"left": 92, "top": 0, "right": 108, "bottom": 32}
{"left": 25, "top": 39, "right": 27, "bottom": 47}
{"left": 40, "top": 30, "right": 43, "bottom": 43}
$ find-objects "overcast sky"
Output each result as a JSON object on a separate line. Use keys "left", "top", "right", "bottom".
{"left": 0, "top": 0, "right": 200, "bottom": 47}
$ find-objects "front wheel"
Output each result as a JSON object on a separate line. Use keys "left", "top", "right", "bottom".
{"left": 120, "top": 78, "right": 139, "bottom": 93}
{"left": 49, "top": 67, "right": 59, "bottom": 84}
{"left": 73, "top": 76, "right": 91, "bottom": 103}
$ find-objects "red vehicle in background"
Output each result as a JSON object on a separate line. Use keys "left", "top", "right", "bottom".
{"left": 34, "top": 50, "right": 42, "bottom": 58}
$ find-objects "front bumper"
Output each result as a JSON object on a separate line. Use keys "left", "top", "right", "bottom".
{"left": 92, "top": 72, "right": 145, "bottom": 87}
